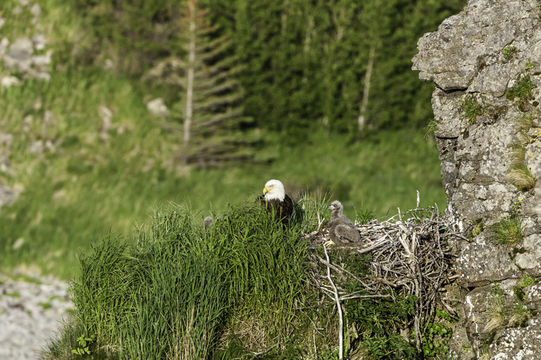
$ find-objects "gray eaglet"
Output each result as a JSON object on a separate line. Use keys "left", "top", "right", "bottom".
{"left": 326, "top": 200, "right": 360, "bottom": 246}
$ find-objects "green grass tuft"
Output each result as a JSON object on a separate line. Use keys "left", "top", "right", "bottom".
{"left": 5, "top": 291, "right": 21, "bottom": 298}
{"left": 518, "top": 273, "right": 537, "bottom": 288}
{"left": 471, "top": 223, "right": 484, "bottom": 238}
{"left": 38, "top": 301, "right": 53, "bottom": 310}
{"left": 509, "top": 165, "right": 537, "bottom": 192}
{"left": 484, "top": 286, "right": 506, "bottom": 334}
{"left": 513, "top": 274, "right": 538, "bottom": 302}
{"left": 509, "top": 304, "right": 531, "bottom": 327}
{"left": 516, "top": 115, "right": 534, "bottom": 133}
{"left": 506, "top": 76, "right": 536, "bottom": 102}
{"left": 508, "top": 145, "right": 536, "bottom": 192}
{"left": 490, "top": 216, "right": 522, "bottom": 245}
{"left": 54, "top": 204, "right": 309, "bottom": 359}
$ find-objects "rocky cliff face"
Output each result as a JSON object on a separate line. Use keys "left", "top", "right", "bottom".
{"left": 412, "top": 0, "right": 541, "bottom": 358}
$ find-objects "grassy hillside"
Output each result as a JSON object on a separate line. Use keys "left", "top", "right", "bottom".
{"left": 0, "top": 71, "right": 444, "bottom": 277}
{"left": 0, "top": 0, "right": 446, "bottom": 280}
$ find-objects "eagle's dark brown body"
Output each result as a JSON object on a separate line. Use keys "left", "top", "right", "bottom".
{"left": 259, "top": 194, "right": 294, "bottom": 226}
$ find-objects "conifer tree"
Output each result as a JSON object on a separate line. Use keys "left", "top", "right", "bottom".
{"left": 355, "top": 0, "right": 395, "bottom": 132}
{"left": 147, "top": 0, "right": 252, "bottom": 167}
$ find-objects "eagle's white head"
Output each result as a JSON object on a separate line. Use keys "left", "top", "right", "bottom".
{"left": 263, "top": 179, "right": 285, "bottom": 201}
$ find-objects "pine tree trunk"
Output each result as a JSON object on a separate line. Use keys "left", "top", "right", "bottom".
{"left": 333, "top": 8, "right": 345, "bottom": 42}
{"left": 303, "top": 17, "right": 314, "bottom": 54}
{"left": 358, "top": 45, "right": 375, "bottom": 132}
{"left": 183, "top": 0, "right": 196, "bottom": 163}
{"left": 281, "top": 0, "right": 289, "bottom": 36}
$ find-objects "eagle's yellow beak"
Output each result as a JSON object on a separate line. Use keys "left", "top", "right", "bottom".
{"left": 263, "top": 186, "right": 271, "bottom": 195}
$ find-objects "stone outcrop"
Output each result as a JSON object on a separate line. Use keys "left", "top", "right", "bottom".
{"left": 0, "top": 0, "right": 51, "bottom": 87}
{"left": 412, "top": 0, "right": 541, "bottom": 358}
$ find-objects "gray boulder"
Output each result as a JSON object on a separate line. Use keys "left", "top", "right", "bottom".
{"left": 146, "top": 98, "right": 170, "bottom": 117}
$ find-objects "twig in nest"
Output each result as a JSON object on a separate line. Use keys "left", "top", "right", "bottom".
{"left": 317, "top": 210, "right": 324, "bottom": 231}
{"left": 368, "top": 276, "right": 399, "bottom": 288}
{"left": 323, "top": 245, "right": 344, "bottom": 360}
{"left": 340, "top": 293, "right": 392, "bottom": 301}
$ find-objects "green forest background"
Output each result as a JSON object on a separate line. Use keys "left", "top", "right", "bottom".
{"left": 0, "top": 0, "right": 465, "bottom": 278}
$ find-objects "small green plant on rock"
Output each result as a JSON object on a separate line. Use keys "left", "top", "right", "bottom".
{"left": 516, "top": 115, "right": 534, "bottom": 134}
{"left": 513, "top": 273, "right": 537, "bottom": 302}
{"left": 513, "top": 286, "right": 527, "bottom": 303}
{"left": 5, "top": 291, "right": 21, "bottom": 298}
{"left": 472, "top": 224, "right": 483, "bottom": 237}
{"left": 518, "top": 273, "right": 537, "bottom": 288}
{"left": 38, "top": 301, "right": 52, "bottom": 310}
{"left": 471, "top": 219, "right": 485, "bottom": 239}
{"left": 506, "top": 76, "right": 536, "bottom": 100}
{"left": 462, "top": 97, "right": 484, "bottom": 124}
{"left": 509, "top": 162, "right": 536, "bottom": 192}
{"left": 502, "top": 46, "right": 519, "bottom": 62}
{"left": 508, "top": 116, "right": 536, "bottom": 191}
{"left": 506, "top": 76, "right": 536, "bottom": 111}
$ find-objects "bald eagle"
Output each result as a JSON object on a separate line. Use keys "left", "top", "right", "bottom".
{"left": 327, "top": 200, "right": 360, "bottom": 246}
{"left": 259, "top": 179, "right": 294, "bottom": 226}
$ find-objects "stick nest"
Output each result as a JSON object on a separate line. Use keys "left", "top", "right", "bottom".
{"left": 304, "top": 205, "right": 462, "bottom": 352}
